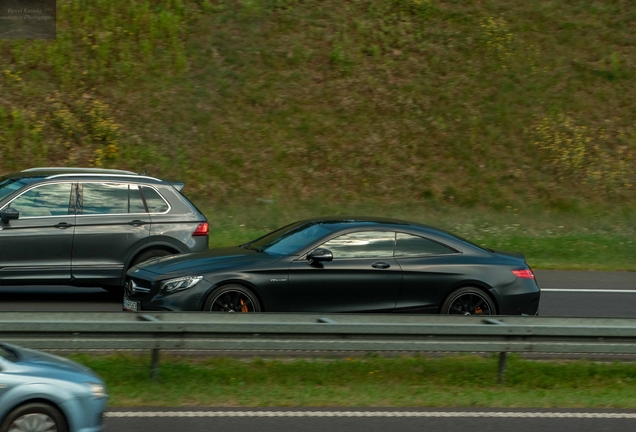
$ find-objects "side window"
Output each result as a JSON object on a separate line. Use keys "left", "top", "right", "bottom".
{"left": 395, "top": 233, "right": 456, "bottom": 257}
{"left": 141, "top": 187, "right": 169, "bottom": 213}
{"left": 80, "top": 183, "right": 146, "bottom": 215}
{"left": 321, "top": 231, "right": 395, "bottom": 259}
{"left": 9, "top": 183, "right": 73, "bottom": 217}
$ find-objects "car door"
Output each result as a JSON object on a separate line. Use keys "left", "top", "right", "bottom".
{"left": 288, "top": 230, "right": 402, "bottom": 312}
{"left": 0, "top": 182, "right": 76, "bottom": 283}
{"left": 71, "top": 182, "right": 150, "bottom": 285}
{"left": 393, "top": 232, "right": 461, "bottom": 313}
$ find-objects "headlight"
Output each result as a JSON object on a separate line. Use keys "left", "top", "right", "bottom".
{"left": 86, "top": 383, "right": 106, "bottom": 398}
{"left": 160, "top": 275, "right": 203, "bottom": 293}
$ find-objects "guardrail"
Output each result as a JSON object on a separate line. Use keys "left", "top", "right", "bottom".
{"left": 2, "top": 312, "right": 636, "bottom": 382}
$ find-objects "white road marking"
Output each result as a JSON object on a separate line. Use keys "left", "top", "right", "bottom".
{"left": 105, "top": 411, "right": 636, "bottom": 419}
{"left": 542, "top": 289, "right": 636, "bottom": 293}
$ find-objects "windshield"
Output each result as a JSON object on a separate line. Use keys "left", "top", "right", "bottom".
{"left": 245, "top": 222, "right": 338, "bottom": 256}
{"left": 0, "top": 177, "right": 27, "bottom": 202}
{"left": 0, "top": 343, "right": 18, "bottom": 362}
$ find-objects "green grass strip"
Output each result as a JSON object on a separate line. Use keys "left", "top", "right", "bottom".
{"left": 70, "top": 353, "right": 636, "bottom": 408}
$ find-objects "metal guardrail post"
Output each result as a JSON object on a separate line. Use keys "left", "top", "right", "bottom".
{"left": 138, "top": 314, "right": 162, "bottom": 381}
{"left": 151, "top": 349, "right": 160, "bottom": 382}
{"left": 483, "top": 318, "right": 507, "bottom": 384}
{"left": 498, "top": 352, "right": 507, "bottom": 384}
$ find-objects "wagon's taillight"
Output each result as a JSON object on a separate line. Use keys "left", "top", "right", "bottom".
{"left": 512, "top": 269, "right": 535, "bottom": 279}
{"left": 193, "top": 222, "right": 209, "bottom": 236}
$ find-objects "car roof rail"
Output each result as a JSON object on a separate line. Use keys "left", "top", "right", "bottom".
{"left": 45, "top": 173, "right": 163, "bottom": 182}
{"left": 22, "top": 167, "right": 138, "bottom": 175}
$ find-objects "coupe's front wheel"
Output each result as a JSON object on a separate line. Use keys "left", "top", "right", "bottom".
{"left": 203, "top": 285, "right": 261, "bottom": 313}
{"left": 440, "top": 287, "right": 496, "bottom": 315}
{"left": 0, "top": 403, "right": 68, "bottom": 432}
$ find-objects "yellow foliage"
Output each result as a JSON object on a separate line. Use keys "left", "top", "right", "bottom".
{"left": 480, "top": 16, "right": 514, "bottom": 62}
{"left": 3, "top": 69, "right": 22, "bottom": 83}
{"left": 531, "top": 114, "right": 634, "bottom": 190}
{"left": 46, "top": 94, "right": 121, "bottom": 167}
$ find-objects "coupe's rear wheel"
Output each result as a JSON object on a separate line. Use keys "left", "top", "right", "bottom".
{"left": 0, "top": 403, "right": 67, "bottom": 432}
{"left": 441, "top": 287, "right": 496, "bottom": 315}
{"left": 203, "top": 285, "right": 261, "bottom": 313}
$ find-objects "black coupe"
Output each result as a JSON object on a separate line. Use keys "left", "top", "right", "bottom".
{"left": 123, "top": 217, "right": 540, "bottom": 315}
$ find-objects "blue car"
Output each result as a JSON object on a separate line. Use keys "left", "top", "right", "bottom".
{"left": 0, "top": 343, "right": 107, "bottom": 432}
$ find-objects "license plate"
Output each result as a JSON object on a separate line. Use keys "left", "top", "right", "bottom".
{"left": 123, "top": 298, "right": 139, "bottom": 312}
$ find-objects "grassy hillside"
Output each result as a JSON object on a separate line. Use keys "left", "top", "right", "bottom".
{"left": 1, "top": 1, "right": 635, "bottom": 271}
{"left": 1, "top": 0, "right": 634, "bottom": 208}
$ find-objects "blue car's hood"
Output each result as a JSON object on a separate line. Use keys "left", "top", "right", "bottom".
{"left": 3, "top": 343, "right": 100, "bottom": 381}
{"left": 132, "top": 246, "right": 282, "bottom": 276}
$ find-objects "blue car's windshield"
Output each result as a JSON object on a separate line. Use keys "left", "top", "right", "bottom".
{"left": 0, "top": 343, "right": 18, "bottom": 362}
{"left": 245, "top": 222, "right": 337, "bottom": 256}
{"left": 0, "top": 178, "right": 27, "bottom": 202}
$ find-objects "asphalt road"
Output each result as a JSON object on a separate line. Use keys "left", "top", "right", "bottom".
{"left": 0, "top": 270, "right": 634, "bottom": 316}
{"left": 103, "top": 409, "right": 636, "bottom": 432}
{"left": 2, "top": 272, "right": 635, "bottom": 431}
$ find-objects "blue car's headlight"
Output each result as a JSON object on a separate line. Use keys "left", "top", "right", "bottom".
{"left": 86, "top": 382, "right": 107, "bottom": 398}
{"left": 160, "top": 276, "right": 203, "bottom": 293}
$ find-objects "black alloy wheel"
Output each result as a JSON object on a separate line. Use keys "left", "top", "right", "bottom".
{"left": 441, "top": 287, "right": 496, "bottom": 315}
{"left": 203, "top": 285, "right": 261, "bottom": 313}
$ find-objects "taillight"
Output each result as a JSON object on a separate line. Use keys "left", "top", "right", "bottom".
{"left": 512, "top": 269, "right": 535, "bottom": 279}
{"left": 193, "top": 222, "right": 209, "bottom": 237}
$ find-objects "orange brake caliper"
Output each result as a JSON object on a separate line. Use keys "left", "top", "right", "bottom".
{"left": 240, "top": 298, "right": 248, "bottom": 313}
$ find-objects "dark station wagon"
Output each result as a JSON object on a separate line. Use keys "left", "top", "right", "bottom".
{"left": 0, "top": 167, "right": 208, "bottom": 292}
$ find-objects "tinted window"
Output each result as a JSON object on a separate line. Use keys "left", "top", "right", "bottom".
{"left": 80, "top": 183, "right": 146, "bottom": 214}
{"left": 0, "top": 178, "right": 27, "bottom": 201}
{"left": 395, "top": 233, "right": 455, "bottom": 256}
{"left": 8, "top": 183, "right": 73, "bottom": 217}
{"left": 321, "top": 231, "right": 395, "bottom": 259}
{"left": 141, "top": 187, "right": 169, "bottom": 213}
{"left": 251, "top": 223, "right": 334, "bottom": 256}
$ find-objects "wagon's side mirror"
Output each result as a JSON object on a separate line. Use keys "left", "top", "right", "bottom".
{"left": 307, "top": 248, "right": 333, "bottom": 264}
{"left": 1, "top": 208, "right": 19, "bottom": 223}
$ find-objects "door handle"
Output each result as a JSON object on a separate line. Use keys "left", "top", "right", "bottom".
{"left": 54, "top": 222, "right": 72, "bottom": 229}
{"left": 372, "top": 262, "right": 391, "bottom": 269}
{"left": 128, "top": 220, "right": 147, "bottom": 226}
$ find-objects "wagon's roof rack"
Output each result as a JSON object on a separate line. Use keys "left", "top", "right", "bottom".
{"left": 22, "top": 167, "right": 137, "bottom": 175}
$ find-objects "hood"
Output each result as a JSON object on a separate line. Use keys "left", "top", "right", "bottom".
{"left": 131, "top": 246, "right": 281, "bottom": 276}
{"left": 4, "top": 343, "right": 100, "bottom": 381}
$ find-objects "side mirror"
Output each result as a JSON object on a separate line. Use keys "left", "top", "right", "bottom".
{"left": 307, "top": 248, "right": 333, "bottom": 264}
{"left": 1, "top": 208, "right": 19, "bottom": 223}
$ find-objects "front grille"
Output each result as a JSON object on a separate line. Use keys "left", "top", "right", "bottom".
{"left": 126, "top": 277, "right": 152, "bottom": 297}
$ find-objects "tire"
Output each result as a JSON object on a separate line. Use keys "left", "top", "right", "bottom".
{"left": 440, "top": 287, "right": 496, "bottom": 315}
{"left": 129, "top": 249, "right": 172, "bottom": 268}
{"left": 203, "top": 284, "right": 261, "bottom": 313}
{"left": 0, "top": 402, "right": 68, "bottom": 432}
